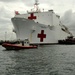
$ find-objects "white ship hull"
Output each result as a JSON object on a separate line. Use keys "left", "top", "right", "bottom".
{"left": 11, "top": 16, "right": 69, "bottom": 44}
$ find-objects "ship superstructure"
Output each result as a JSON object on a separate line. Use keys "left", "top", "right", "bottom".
{"left": 11, "top": 0, "right": 70, "bottom": 44}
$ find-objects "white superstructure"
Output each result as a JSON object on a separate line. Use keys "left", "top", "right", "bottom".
{"left": 11, "top": 0, "right": 70, "bottom": 44}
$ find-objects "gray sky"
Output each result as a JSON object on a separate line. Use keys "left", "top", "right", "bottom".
{"left": 0, "top": 0, "right": 75, "bottom": 40}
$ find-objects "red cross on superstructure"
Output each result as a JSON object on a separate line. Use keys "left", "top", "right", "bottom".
{"left": 28, "top": 13, "right": 36, "bottom": 20}
{"left": 37, "top": 30, "right": 46, "bottom": 42}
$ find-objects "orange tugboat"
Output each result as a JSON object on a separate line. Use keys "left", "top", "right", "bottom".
{"left": 2, "top": 39, "right": 37, "bottom": 50}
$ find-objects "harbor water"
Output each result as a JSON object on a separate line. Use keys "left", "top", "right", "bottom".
{"left": 0, "top": 45, "right": 75, "bottom": 75}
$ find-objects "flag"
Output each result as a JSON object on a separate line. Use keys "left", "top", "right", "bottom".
{"left": 15, "top": 11, "right": 20, "bottom": 15}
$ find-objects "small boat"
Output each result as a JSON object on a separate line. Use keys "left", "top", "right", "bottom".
{"left": 2, "top": 43, "right": 37, "bottom": 50}
{"left": 2, "top": 39, "right": 37, "bottom": 50}
{"left": 58, "top": 36, "right": 75, "bottom": 45}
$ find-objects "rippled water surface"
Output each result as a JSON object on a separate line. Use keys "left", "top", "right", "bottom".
{"left": 0, "top": 45, "right": 75, "bottom": 75}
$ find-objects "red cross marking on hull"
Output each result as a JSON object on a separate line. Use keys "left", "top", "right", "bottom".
{"left": 37, "top": 30, "right": 46, "bottom": 42}
{"left": 28, "top": 13, "right": 36, "bottom": 20}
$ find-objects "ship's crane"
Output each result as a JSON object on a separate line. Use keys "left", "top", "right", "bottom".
{"left": 60, "top": 22, "right": 73, "bottom": 37}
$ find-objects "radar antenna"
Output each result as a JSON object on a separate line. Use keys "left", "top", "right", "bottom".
{"left": 34, "top": 0, "right": 39, "bottom": 5}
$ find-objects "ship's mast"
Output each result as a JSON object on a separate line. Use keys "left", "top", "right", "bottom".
{"left": 27, "top": 0, "right": 40, "bottom": 13}
{"left": 34, "top": 0, "right": 39, "bottom": 12}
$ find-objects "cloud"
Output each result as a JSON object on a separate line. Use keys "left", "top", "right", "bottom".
{"left": 61, "top": 10, "right": 75, "bottom": 36}
{"left": 0, "top": 4, "right": 16, "bottom": 40}
{"left": 21, "top": 0, "right": 34, "bottom": 6}
{"left": 61, "top": 10, "right": 75, "bottom": 26}
{"left": 0, "top": 0, "right": 20, "bottom": 3}
{"left": 61, "top": 10, "right": 72, "bottom": 25}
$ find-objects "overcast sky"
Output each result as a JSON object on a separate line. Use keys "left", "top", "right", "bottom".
{"left": 0, "top": 0, "right": 75, "bottom": 40}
